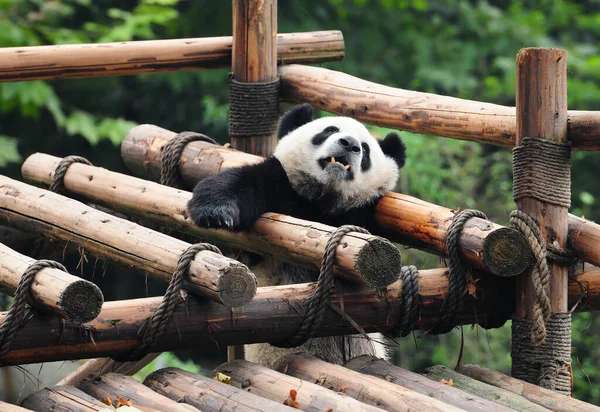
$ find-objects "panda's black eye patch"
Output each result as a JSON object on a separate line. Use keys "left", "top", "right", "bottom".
{"left": 311, "top": 126, "right": 340, "bottom": 146}
{"left": 361, "top": 142, "right": 372, "bottom": 171}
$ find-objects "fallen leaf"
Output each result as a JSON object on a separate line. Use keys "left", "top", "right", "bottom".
{"left": 214, "top": 372, "right": 232, "bottom": 384}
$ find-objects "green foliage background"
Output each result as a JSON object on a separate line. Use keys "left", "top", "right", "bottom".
{"left": 1, "top": 0, "right": 599, "bottom": 404}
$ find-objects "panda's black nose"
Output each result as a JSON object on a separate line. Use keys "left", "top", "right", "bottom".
{"left": 338, "top": 137, "right": 361, "bottom": 154}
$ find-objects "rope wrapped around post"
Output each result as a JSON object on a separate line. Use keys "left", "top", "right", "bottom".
{"left": 160, "top": 131, "right": 217, "bottom": 188}
{"left": 114, "top": 243, "right": 223, "bottom": 362}
{"left": 0, "top": 260, "right": 68, "bottom": 362}
{"left": 229, "top": 77, "right": 280, "bottom": 141}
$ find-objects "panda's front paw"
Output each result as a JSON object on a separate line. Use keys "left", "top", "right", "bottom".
{"left": 188, "top": 200, "right": 241, "bottom": 230}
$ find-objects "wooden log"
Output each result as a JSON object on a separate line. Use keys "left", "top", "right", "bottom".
{"left": 2, "top": 264, "right": 600, "bottom": 365}
{"left": 278, "top": 64, "right": 600, "bottom": 151}
{"left": 425, "top": 365, "right": 549, "bottom": 412}
{"left": 231, "top": 0, "right": 278, "bottom": 156}
{"left": 20, "top": 385, "right": 114, "bottom": 412}
{"left": 0, "top": 31, "right": 343, "bottom": 82}
{"left": 0, "top": 175, "right": 257, "bottom": 308}
{"left": 144, "top": 367, "right": 296, "bottom": 412}
{"left": 120, "top": 127, "right": 533, "bottom": 277}
{"left": 76, "top": 373, "right": 198, "bottom": 412}
{"left": 344, "top": 355, "right": 512, "bottom": 412}
{"left": 57, "top": 354, "right": 160, "bottom": 386}
{"left": 515, "top": 48, "right": 570, "bottom": 316}
{"left": 0, "top": 401, "right": 34, "bottom": 412}
{"left": 23, "top": 154, "right": 401, "bottom": 289}
{"left": 215, "top": 359, "right": 383, "bottom": 412}
{"left": 458, "top": 364, "right": 600, "bottom": 412}
{"left": 0, "top": 243, "right": 103, "bottom": 322}
{"left": 277, "top": 352, "right": 465, "bottom": 411}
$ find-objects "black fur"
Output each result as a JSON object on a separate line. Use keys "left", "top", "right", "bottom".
{"left": 379, "top": 132, "right": 407, "bottom": 169}
{"left": 311, "top": 126, "right": 339, "bottom": 146}
{"left": 360, "top": 142, "right": 371, "bottom": 171}
{"left": 188, "top": 157, "right": 380, "bottom": 232}
{"left": 277, "top": 104, "right": 314, "bottom": 138}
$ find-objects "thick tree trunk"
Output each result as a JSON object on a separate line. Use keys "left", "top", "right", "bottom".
{"left": 0, "top": 243, "right": 103, "bottom": 322}
{"left": 458, "top": 364, "right": 600, "bottom": 412}
{"left": 0, "top": 175, "right": 257, "bottom": 307}
{"left": 277, "top": 353, "right": 464, "bottom": 411}
{"left": 144, "top": 367, "right": 296, "bottom": 412}
{"left": 76, "top": 373, "right": 199, "bottom": 412}
{"left": 0, "top": 32, "right": 343, "bottom": 82}
{"left": 344, "top": 355, "right": 513, "bottom": 412}
{"left": 22, "top": 153, "right": 402, "bottom": 289}
{"left": 0, "top": 266, "right": 597, "bottom": 365}
{"left": 278, "top": 64, "right": 600, "bottom": 151}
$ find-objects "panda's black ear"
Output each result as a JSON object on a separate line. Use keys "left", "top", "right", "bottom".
{"left": 379, "top": 132, "right": 406, "bottom": 169}
{"left": 277, "top": 104, "right": 314, "bottom": 138}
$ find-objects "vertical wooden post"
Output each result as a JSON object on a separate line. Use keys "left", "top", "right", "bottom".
{"left": 513, "top": 48, "right": 571, "bottom": 389}
{"left": 231, "top": 0, "right": 278, "bottom": 156}
{"left": 228, "top": 0, "right": 278, "bottom": 360}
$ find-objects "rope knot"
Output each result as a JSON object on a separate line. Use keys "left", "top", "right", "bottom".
{"left": 160, "top": 131, "right": 217, "bottom": 189}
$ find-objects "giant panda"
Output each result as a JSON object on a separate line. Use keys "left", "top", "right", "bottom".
{"left": 188, "top": 104, "right": 406, "bottom": 368}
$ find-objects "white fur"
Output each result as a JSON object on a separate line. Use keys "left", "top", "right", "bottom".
{"left": 274, "top": 116, "right": 399, "bottom": 211}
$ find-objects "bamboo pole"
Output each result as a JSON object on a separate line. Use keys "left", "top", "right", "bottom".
{"left": 22, "top": 154, "right": 402, "bottom": 289}
{"left": 277, "top": 353, "right": 464, "bottom": 412}
{"left": 120, "top": 126, "right": 534, "bottom": 277}
{"left": 76, "top": 373, "right": 198, "bottom": 412}
{"left": 231, "top": 0, "right": 278, "bottom": 156}
{"left": 144, "top": 367, "right": 296, "bottom": 412}
{"left": 0, "top": 175, "right": 257, "bottom": 308}
{"left": 1, "top": 266, "right": 599, "bottom": 365}
{"left": 344, "top": 355, "right": 513, "bottom": 412}
{"left": 0, "top": 243, "right": 103, "bottom": 322}
{"left": 278, "top": 64, "right": 600, "bottom": 151}
{"left": 458, "top": 364, "right": 600, "bottom": 412}
{"left": 20, "top": 386, "right": 114, "bottom": 412}
{"left": 57, "top": 354, "right": 160, "bottom": 386}
{"left": 214, "top": 359, "right": 384, "bottom": 412}
{"left": 0, "top": 31, "right": 343, "bottom": 82}
{"left": 425, "top": 366, "right": 548, "bottom": 412}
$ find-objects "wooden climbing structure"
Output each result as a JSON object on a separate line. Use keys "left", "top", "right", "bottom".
{"left": 0, "top": 0, "right": 599, "bottom": 410}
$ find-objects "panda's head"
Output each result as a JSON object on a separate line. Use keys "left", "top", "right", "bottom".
{"left": 274, "top": 104, "right": 406, "bottom": 212}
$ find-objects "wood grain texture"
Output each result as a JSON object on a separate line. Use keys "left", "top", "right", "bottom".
{"left": 0, "top": 174, "right": 257, "bottom": 307}
{"left": 0, "top": 31, "right": 343, "bottom": 82}
{"left": 0, "top": 243, "right": 103, "bottom": 322}
{"left": 1, "top": 266, "right": 598, "bottom": 365}
{"left": 145, "top": 367, "right": 296, "bottom": 412}
{"left": 279, "top": 64, "right": 600, "bottom": 151}
{"left": 57, "top": 354, "right": 160, "bottom": 386}
{"left": 458, "top": 364, "right": 600, "bottom": 412}
{"left": 23, "top": 153, "right": 402, "bottom": 288}
{"left": 20, "top": 386, "right": 112, "bottom": 412}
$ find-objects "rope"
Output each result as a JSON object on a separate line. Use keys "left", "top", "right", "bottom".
{"left": 116, "top": 243, "right": 222, "bottom": 361}
{"left": 395, "top": 265, "right": 420, "bottom": 337}
{"left": 513, "top": 137, "right": 571, "bottom": 208}
{"left": 509, "top": 210, "right": 552, "bottom": 346}
{"left": 435, "top": 209, "right": 488, "bottom": 334}
{"left": 511, "top": 314, "right": 572, "bottom": 395}
{"left": 160, "top": 132, "right": 217, "bottom": 188}
{"left": 229, "top": 77, "right": 280, "bottom": 139}
{"left": 49, "top": 155, "right": 92, "bottom": 194}
{"left": 273, "top": 225, "right": 371, "bottom": 348}
{"left": 0, "top": 260, "right": 67, "bottom": 361}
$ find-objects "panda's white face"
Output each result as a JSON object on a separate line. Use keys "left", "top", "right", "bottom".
{"left": 274, "top": 116, "right": 400, "bottom": 212}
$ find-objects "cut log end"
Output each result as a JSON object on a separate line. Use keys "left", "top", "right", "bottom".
{"left": 217, "top": 264, "right": 258, "bottom": 307}
{"left": 355, "top": 237, "right": 401, "bottom": 288}
{"left": 59, "top": 280, "right": 104, "bottom": 323}
{"left": 482, "top": 228, "right": 534, "bottom": 277}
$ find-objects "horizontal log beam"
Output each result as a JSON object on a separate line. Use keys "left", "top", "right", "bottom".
{"left": 278, "top": 65, "right": 600, "bottom": 151}
{"left": 120, "top": 125, "right": 533, "bottom": 277}
{"left": 20, "top": 386, "right": 113, "bottom": 411}
{"left": 145, "top": 367, "right": 296, "bottom": 412}
{"left": 57, "top": 354, "right": 160, "bottom": 386}
{"left": 0, "top": 266, "right": 598, "bottom": 365}
{"left": 0, "top": 31, "right": 343, "bottom": 82}
{"left": 0, "top": 243, "right": 103, "bottom": 323}
{"left": 22, "top": 154, "right": 402, "bottom": 289}
{"left": 0, "top": 175, "right": 257, "bottom": 307}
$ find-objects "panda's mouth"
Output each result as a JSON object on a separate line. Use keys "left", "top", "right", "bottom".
{"left": 318, "top": 155, "right": 351, "bottom": 170}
